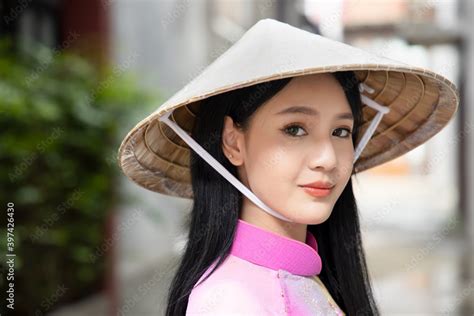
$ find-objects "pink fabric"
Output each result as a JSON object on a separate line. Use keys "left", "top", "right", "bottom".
{"left": 186, "top": 219, "right": 345, "bottom": 315}
{"left": 229, "top": 219, "right": 321, "bottom": 276}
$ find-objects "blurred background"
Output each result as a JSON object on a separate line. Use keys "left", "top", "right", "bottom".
{"left": 1, "top": 0, "right": 473, "bottom": 315}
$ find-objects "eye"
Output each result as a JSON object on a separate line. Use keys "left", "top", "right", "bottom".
{"left": 333, "top": 127, "right": 352, "bottom": 138}
{"left": 282, "top": 123, "right": 307, "bottom": 137}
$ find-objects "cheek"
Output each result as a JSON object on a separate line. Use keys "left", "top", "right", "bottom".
{"left": 335, "top": 143, "right": 355, "bottom": 184}
{"left": 245, "top": 139, "right": 301, "bottom": 197}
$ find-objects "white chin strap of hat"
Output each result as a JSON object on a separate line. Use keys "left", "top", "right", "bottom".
{"left": 354, "top": 83, "right": 391, "bottom": 163}
{"left": 159, "top": 82, "right": 389, "bottom": 223}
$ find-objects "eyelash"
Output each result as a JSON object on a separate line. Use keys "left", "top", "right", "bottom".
{"left": 281, "top": 123, "right": 353, "bottom": 138}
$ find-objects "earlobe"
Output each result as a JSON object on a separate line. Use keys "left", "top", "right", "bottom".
{"left": 222, "top": 140, "right": 239, "bottom": 166}
{"left": 225, "top": 152, "right": 235, "bottom": 164}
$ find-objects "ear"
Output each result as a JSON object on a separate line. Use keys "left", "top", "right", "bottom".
{"left": 221, "top": 115, "right": 244, "bottom": 166}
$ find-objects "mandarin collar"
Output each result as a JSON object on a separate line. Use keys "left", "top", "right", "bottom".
{"left": 229, "top": 219, "right": 322, "bottom": 276}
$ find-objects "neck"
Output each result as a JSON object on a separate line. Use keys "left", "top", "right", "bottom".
{"left": 240, "top": 198, "right": 307, "bottom": 243}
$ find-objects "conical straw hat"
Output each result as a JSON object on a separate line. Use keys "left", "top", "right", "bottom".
{"left": 117, "top": 18, "right": 459, "bottom": 199}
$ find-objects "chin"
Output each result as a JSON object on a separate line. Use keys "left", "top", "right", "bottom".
{"left": 284, "top": 208, "right": 333, "bottom": 225}
{"left": 305, "top": 214, "right": 332, "bottom": 225}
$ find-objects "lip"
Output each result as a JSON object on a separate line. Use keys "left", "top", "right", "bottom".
{"left": 299, "top": 181, "right": 335, "bottom": 198}
{"left": 300, "top": 181, "right": 335, "bottom": 189}
{"left": 300, "top": 186, "right": 333, "bottom": 197}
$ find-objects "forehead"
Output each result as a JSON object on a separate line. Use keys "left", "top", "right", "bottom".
{"left": 263, "top": 73, "right": 351, "bottom": 113}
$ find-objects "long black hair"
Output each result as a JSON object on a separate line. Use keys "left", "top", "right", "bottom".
{"left": 165, "top": 71, "right": 379, "bottom": 316}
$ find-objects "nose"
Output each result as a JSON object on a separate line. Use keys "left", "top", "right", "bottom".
{"left": 307, "top": 138, "right": 338, "bottom": 172}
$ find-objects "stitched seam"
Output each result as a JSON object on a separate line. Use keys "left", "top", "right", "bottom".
{"left": 277, "top": 271, "right": 291, "bottom": 316}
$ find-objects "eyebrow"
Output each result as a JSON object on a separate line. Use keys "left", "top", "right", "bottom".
{"left": 275, "top": 105, "right": 354, "bottom": 121}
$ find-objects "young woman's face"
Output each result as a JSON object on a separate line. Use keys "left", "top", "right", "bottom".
{"left": 222, "top": 73, "right": 355, "bottom": 225}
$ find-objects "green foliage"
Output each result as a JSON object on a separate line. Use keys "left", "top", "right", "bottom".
{"left": 0, "top": 38, "right": 157, "bottom": 315}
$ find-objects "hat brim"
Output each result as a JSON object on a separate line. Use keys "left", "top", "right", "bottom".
{"left": 118, "top": 65, "right": 458, "bottom": 199}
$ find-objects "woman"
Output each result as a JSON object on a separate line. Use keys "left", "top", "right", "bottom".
{"left": 177, "top": 71, "right": 372, "bottom": 315}
{"left": 117, "top": 19, "right": 459, "bottom": 315}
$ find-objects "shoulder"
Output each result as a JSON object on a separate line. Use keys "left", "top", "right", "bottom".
{"left": 186, "top": 254, "right": 287, "bottom": 315}
{"left": 186, "top": 277, "right": 264, "bottom": 315}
